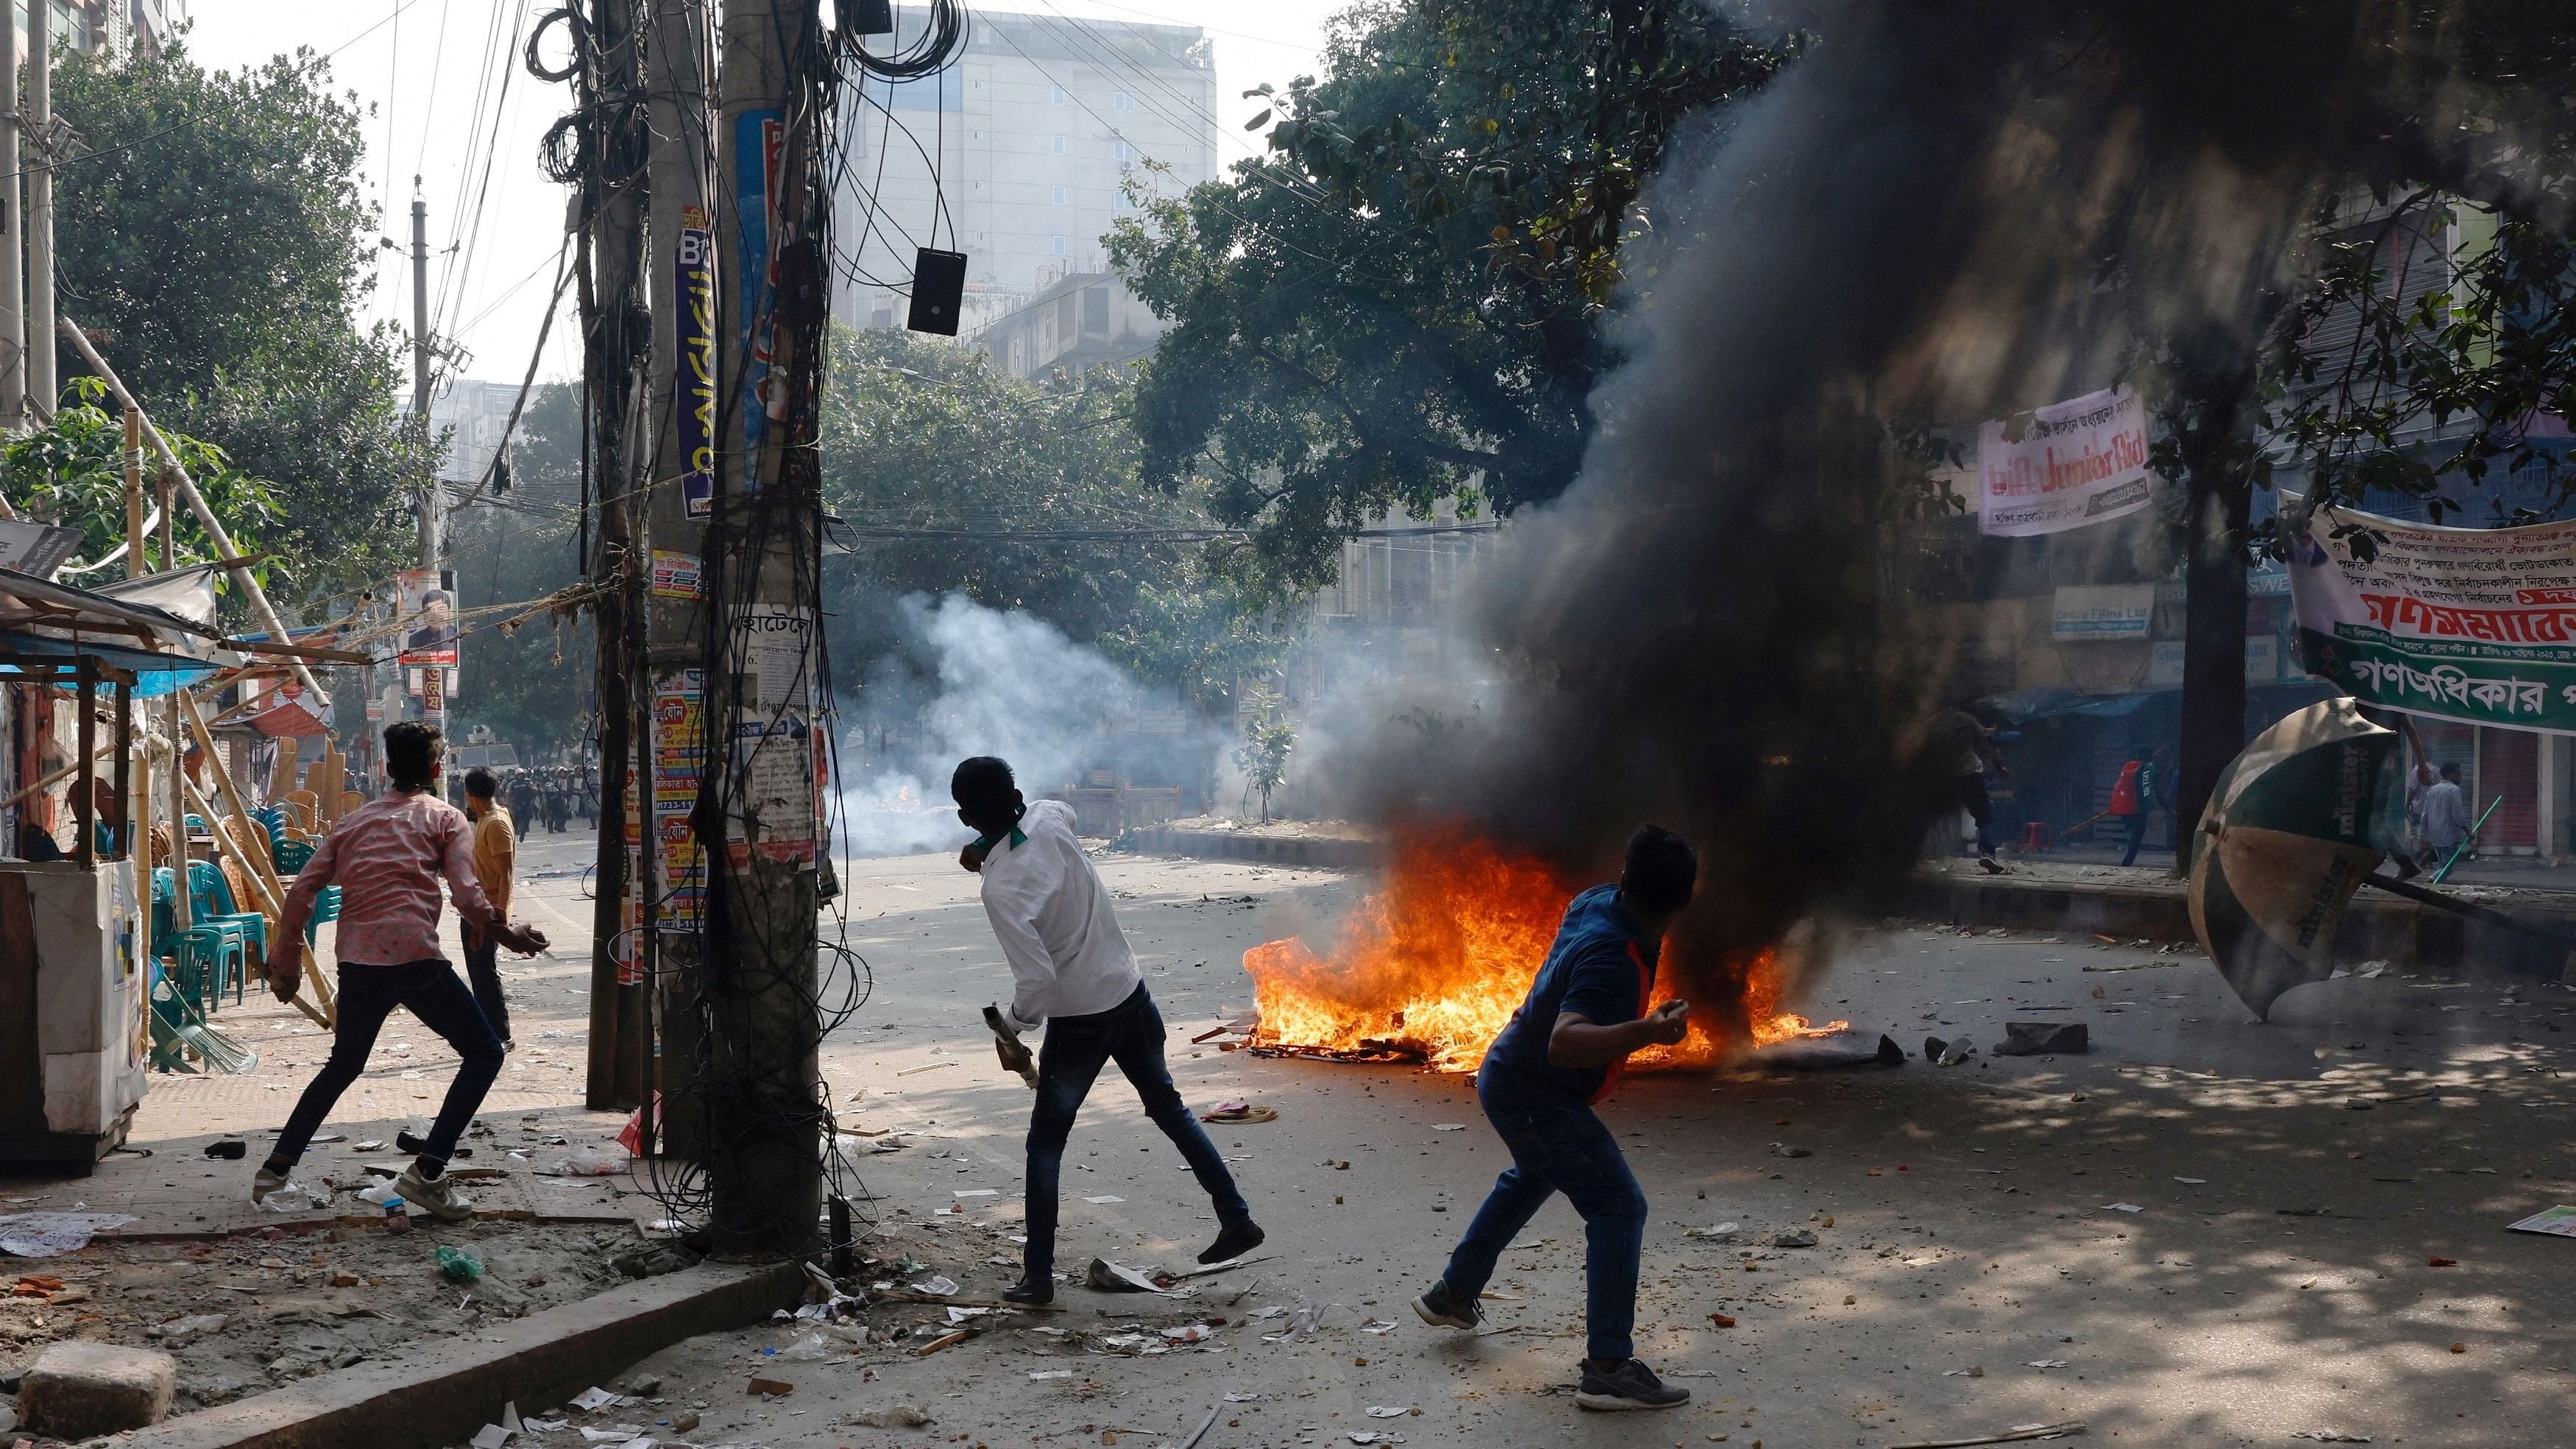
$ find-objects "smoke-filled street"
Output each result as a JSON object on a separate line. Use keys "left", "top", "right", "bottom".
{"left": 598, "top": 849, "right": 2576, "bottom": 1448}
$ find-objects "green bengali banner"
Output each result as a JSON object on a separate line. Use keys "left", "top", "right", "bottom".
{"left": 2297, "top": 625, "right": 2576, "bottom": 730}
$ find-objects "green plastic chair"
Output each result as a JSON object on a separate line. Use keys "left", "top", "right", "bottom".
{"left": 150, "top": 868, "right": 243, "bottom": 1016}
{"left": 184, "top": 861, "right": 266, "bottom": 1004}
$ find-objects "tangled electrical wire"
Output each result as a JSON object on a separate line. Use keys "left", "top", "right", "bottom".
{"left": 833, "top": 0, "right": 968, "bottom": 81}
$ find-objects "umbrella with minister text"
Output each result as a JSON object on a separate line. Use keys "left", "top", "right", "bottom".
{"left": 2187, "top": 699, "right": 2407, "bottom": 1019}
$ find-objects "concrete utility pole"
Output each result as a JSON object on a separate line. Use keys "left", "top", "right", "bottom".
{"left": 583, "top": 0, "right": 655, "bottom": 1113}
{"left": 641, "top": 0, "right": 718, "bottom": 1161}
{"left": 24, "top": 0, "right": 52, "bottom": 418}
{"left": 411, "top": 180, "right": 438, "bottom": 564}
{"left": 0, "top": 4, "right": 24, "bottom": 432}
{"left": 706, "top": 0, "right": 825, "bottom": 1257}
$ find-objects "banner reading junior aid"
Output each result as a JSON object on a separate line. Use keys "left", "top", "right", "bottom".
{"left": 1976, "top": 384, "right": 2155, "bottom": 537}
{"left": 2290, "top": 503, "right": 2576, "bottom": 731}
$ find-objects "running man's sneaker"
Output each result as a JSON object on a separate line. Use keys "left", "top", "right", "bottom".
{"left": 250, "top": 1165, "right": 289, "bottom": 1203}
{"left": 1575, "top": 1358, "right": 1690, "bottom": 1411}
{"left": 1410, "top": 1280, "right": 1482, "bottom": 1331}
{"left": 394, "top": 1164, "right": 476, "bottom": 1222}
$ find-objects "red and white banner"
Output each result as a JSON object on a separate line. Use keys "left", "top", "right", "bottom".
{"left": 1977, "top": 385, "right": 2156, "bottom": 537}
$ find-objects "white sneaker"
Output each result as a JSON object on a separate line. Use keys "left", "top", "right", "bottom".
{"left": 394, "top": 1164, "right": 475, "bottom": 1222}
{"left": 251, "top": 1165, "right": 289, "bottom": 1203}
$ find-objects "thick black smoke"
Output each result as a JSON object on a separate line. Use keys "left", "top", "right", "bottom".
{"left": 1331, "top": 1, "right": 2529, "bottom": 1030}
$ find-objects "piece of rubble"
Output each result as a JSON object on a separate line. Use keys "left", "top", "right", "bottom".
{"left": 849, "top": 1403, "right": 933, "bottom": 1426}
{"left": 1086, "top": 1258, "right": 1165, "bottom": 1293}
{"left": 1772, "top": 1229, "right": 1817, "bottom": 1248}
{"left": 1768, "top": 1143, "right": 1812, "bottom": 1159}
{"left": 18, "top": 1341, "right": 178, "bottom": 1438}
{"left": 1991, "top": 1021, "right": 2087, "bottom": 1056}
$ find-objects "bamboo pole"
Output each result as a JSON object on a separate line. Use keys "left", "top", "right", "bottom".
{"left": 123, "top": 407, "right": 144, "bottom": 578}
{"left": 178, "top": 770, "right": 330, "bottom": 1030}
{"left": 58, "top": 318, "right": 324, "bottom": 700}
{"left": 180, "top": 692, "right": 336, "bottom": 1024}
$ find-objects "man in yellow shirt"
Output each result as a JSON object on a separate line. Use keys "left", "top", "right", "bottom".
{"left": 460, "top": 767, "right": 518, "bottom": 1048}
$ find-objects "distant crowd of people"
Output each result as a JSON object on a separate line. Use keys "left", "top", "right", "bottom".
{"left": 445, "top": 762, "right": 598, "bottom": 834}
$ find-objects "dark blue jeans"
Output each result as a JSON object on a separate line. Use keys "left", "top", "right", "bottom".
{"left": 1023, "top": 982, "right": 1248, "bottom": 1279}
{"left": 1440, "top": 1066, "right": 1648, "bottom": 1362}
{"left": 273, "top": 958, "right": 506, "bottom": 1169}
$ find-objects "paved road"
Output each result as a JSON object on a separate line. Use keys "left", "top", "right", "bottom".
{"left": 600, "top": 847, "right": 2576, "bottom": 1449}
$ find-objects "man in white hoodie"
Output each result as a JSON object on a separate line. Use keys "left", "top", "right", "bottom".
{"left": 952, "top": 755, "right": 1264, "bottom": 1304}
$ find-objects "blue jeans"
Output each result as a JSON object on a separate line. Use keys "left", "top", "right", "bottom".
{"left": 1440, "top": 1066, "right": 1648, "bottom": 1362}
{"left": 273, "top": 958, "right": 506, "bottom": 1169}
{"left": 1023, "top": 983, "right": 1248, "bottom": 1279}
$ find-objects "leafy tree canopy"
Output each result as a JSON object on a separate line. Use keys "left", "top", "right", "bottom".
{"left": 821, "top": 326, "right": 1283, "bottom": 711}
{"left": 52, "top": 32, "right": 433, "bottom": 610}
{"left": 1110, "top": 0, "right": 1788, "bottom": 588}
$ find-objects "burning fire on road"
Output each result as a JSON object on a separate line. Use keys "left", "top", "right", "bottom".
{"left": 1239, "top": 828, "right": 1847, "bottom": 1072}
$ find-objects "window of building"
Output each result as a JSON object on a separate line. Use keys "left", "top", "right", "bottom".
{"left": 1115, "top": 192, "right": 1137, "bottom": 213}
{"left": 1113, "top": 139, "right": 1136, "bottom": 162}
{"left": 1051, "top": 185, "right": 1067, "bottom": 205}
{"left": 1051, "top": 235, "right": 1068, "bottom": 255}
{"left": 1113, "top": 91, "right": 1135, "bottom": 111}
{"left": 872, "top": 73, "right": 961, "bottom": 112}
{"left": 1051, "top": 135, "right": 1066, "bottom": 154}
{"left": 1051, "top": 85, "right": 1066, "bottom": 104}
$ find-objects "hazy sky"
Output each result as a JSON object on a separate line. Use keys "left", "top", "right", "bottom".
{"left": 183, "top": 0, "right": 1346, "bottom": 392}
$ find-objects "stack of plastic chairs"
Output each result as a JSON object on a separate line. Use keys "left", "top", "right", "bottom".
{"left": 184, "top": 860, "right": 266, "bottom": 1004}
{"left": 150, "top": 868, "right": 244, "bottom": 1017}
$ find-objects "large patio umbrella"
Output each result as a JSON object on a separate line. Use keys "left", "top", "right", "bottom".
{"left": 2187, "top": 698, "right": 2407, "bottom": 1019}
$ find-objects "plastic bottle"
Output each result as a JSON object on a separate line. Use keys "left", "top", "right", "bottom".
{"left": 384, "top": 1197, "right": 411, "bottom": 1234}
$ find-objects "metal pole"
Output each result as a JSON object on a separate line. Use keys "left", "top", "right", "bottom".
{"left": 25, "top": 0, "right": 52, "bottom": 418}
{"left": 0, "top": 3, "right": 24, "bottom": 432}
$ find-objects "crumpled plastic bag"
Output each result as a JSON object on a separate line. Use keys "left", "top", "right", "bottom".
{"left": 0, "top": 1212, "right": 139, "bottom": 1258}
{"left": 542, "top": 1146, "right": 629, "bottom": 1177}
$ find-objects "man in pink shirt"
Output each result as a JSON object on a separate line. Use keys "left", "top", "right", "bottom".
{"left": 255, "top": 721, "right": 548, "bottom": 1220}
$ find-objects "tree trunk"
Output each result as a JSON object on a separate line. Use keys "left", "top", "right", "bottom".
{"left": 2170, "top": 350, "right": 2265, "bottom": 873}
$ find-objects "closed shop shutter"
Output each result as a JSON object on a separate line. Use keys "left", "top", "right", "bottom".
{"left": 2477, "top": 728, "right": 2539, "bottom": 850}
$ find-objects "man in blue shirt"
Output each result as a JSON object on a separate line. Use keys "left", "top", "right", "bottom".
{"left": 1411, "top": 825, "right": 1698, "bottom": 1411}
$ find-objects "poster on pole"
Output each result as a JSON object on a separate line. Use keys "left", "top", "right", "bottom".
{"left": 2290, "top": 502, "right": 2576, "bottom": 731}
{"left": 676, "top": 208, "right": 718, "bottom": 519}
{"left": 1976, "top": 384, "right": 2156, "bottom": 537}
{"left": 651, "top": 669, "right": 706, "bottom": 931}
{"left": 732, "top": 110, "right": 786, "bottom": 471}
{"left": 395, "top": 568, "right": 459, "bottom": 669}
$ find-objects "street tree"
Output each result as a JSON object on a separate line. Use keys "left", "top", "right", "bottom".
{"left": 52, "top": 35, "right": 432, "bottom": 609}
{"left": 1110, "top": 0, "right": 1789, "bottom": 589}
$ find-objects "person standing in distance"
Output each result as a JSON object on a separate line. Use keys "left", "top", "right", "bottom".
{"left": 460, "top": 767, "right": 519, "bottom": 1049}
{"left": 1411, "top": 826, "right": 1699, "bottom": 1412}
{"left": 951, "top": 756, "right": 1264, "bottom": 1305}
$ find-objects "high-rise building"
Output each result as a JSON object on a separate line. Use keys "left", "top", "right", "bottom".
{"left": 17, "top": 1, "right": 186, "bottom": 59}
{"left": 837, "top": 10, "right": 1216, "bottom": 335}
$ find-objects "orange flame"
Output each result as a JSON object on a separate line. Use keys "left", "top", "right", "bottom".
{"left": 1240, "top": 829, "right": 1844, "bottom": 1071}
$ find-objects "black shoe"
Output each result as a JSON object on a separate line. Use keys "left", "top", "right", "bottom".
{"left": 1575, "top": 1358, "right": 1689, "bottom": 1411}
{"left": 1198, "top": 1218, "right": 1264, "bottom": 1265}
{"left": 392, "top": 1130, "right": 475, "bottom": 1160}
{"left": 1410, "top": 1280, "right": 1482, "bottom": 1331}
{"left": 1001, "top": 1275, "right": 1054, "bottom": 1305}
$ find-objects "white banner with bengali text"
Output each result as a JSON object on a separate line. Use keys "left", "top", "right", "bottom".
{"left": 1977, "top": 385, "right": 2156, "bottom": 537}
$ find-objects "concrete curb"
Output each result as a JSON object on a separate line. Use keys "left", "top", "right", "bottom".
{"left": 1904, "top": 871, "right": 2576, "bottom": 977}
{"left": 112, "top": 1259, "right": 804, "bottom": 1449}
{"left": 1124, "top": 826, "right": 1384, "bottom": 871}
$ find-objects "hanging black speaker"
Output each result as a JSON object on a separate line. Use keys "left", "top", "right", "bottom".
{"left": 848, "top": 0, "right": 895, "bottom": 37}
{"left": 907, "top": 248, "right": 969, "bottom": 336}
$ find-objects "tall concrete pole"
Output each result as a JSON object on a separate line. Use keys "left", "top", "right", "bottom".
{"left": 707, "top": 0, "right": 824, "bottom": 1257}
{"left": 411, "top": 180, "right": 438, "bottom": 565}
{"left": 584, "top": 0, "right": 654, "bottom": 1113}
{"left": 0, "top": 5, "right": 24, "bottom": 432}
{"left": 24, "top": 0, "right": 52, "bottom": 417}
{"left": 643, "top": 0, "right": 717, "bottom": 1161}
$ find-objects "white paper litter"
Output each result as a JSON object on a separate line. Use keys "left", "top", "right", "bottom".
{"left": 947, "top": 1306, "right": 994, "bottom": 1324}
{"left": 523, "top": 1418, "right": 568, "bottom": 1433}
{"left": 0, "top": 1212, "right": 140, "bottom": 1258}
{"left": 1359, "top": 1319, "right": 1398, "bottom": 1333}
{"left": 1684, "top": 1222, "right": 1741, "bottom": 1241}
{"left": 1348, "top": 1434, "right": 1406, "bottom": 1445}
{"left": 954, "top": 1188, "right": 999, "bottom": 1198}
{"left": 2175, "top": 1177, "right": 2207, "bottom": 1185}
{"left": 2025, "top": 1358, "right": 2068, "bottom": 1369}
{"left": 1366, "top": 1406, "right": 1413, "bottom": 1417}
{"left": 2103, "top": 1202, "right": 2143, "bottom": 1213}
{"left": 1030, "top": 1370, "right": 1075, "bottom": 1380}
{"left": 1224, "top": 1392, "right": 1263, "bottom": 1403}
{"left": 470, "top": 1425, "right": 511, "bottom": 1449}
{"left": 1083, "top": 1195, "right": 1126, "bottom": 1204}
{"left": 916, "top": 1275, "right": 960, "bottom": 1295}
{"left": 567, "top": 1387, "right": 625, "bottom": 1413}
{"left": 578, "top": 1426, "right": 647, "bottom": 1442}
{"left": 1430, "top": 1124, "right": 1466, "bottom": 1131}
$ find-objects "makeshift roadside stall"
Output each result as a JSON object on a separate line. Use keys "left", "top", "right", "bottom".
{"left": 0, "top": 562, "right": 368, "bottom": 1175}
